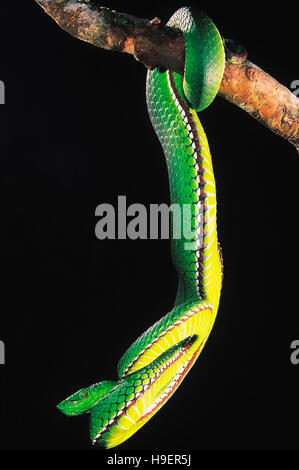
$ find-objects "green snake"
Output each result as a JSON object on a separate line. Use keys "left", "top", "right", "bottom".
{"left": 57, "top": 7, "right": 225, "bottom": 449}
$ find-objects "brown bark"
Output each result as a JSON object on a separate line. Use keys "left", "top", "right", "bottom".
{"left": 35, "top": 0, "right": 299, "bottom": 151}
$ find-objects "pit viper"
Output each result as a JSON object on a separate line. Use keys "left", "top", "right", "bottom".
{"left": 58, "top": 7, "right": 225, "bottom": 449}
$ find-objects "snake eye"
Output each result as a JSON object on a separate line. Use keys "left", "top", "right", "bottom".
{"left": 79, "top": 390, "right": 89, "bottom": 399}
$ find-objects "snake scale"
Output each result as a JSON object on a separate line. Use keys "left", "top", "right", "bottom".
{"left": 57, "top": 7, "right": 225, "bottom": 449}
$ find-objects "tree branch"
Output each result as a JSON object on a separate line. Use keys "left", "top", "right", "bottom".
{"left": 35, "top": 0, "right": 299, "bottom": 151}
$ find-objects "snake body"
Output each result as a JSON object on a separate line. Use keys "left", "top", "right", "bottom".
{"left": 58, "top": 7, "right": 224, "bottom": 449}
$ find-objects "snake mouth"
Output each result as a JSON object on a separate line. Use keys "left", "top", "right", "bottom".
{"left": 92, "top": 335, "right": 204, "bottom": 446}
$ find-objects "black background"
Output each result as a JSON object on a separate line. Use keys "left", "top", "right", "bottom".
{"left": 0, "top": 0, "right": 298, "bottom": 454}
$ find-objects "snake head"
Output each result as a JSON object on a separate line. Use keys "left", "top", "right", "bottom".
{"left": 57, "top": 381, "right": 116, "bottom": 416}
